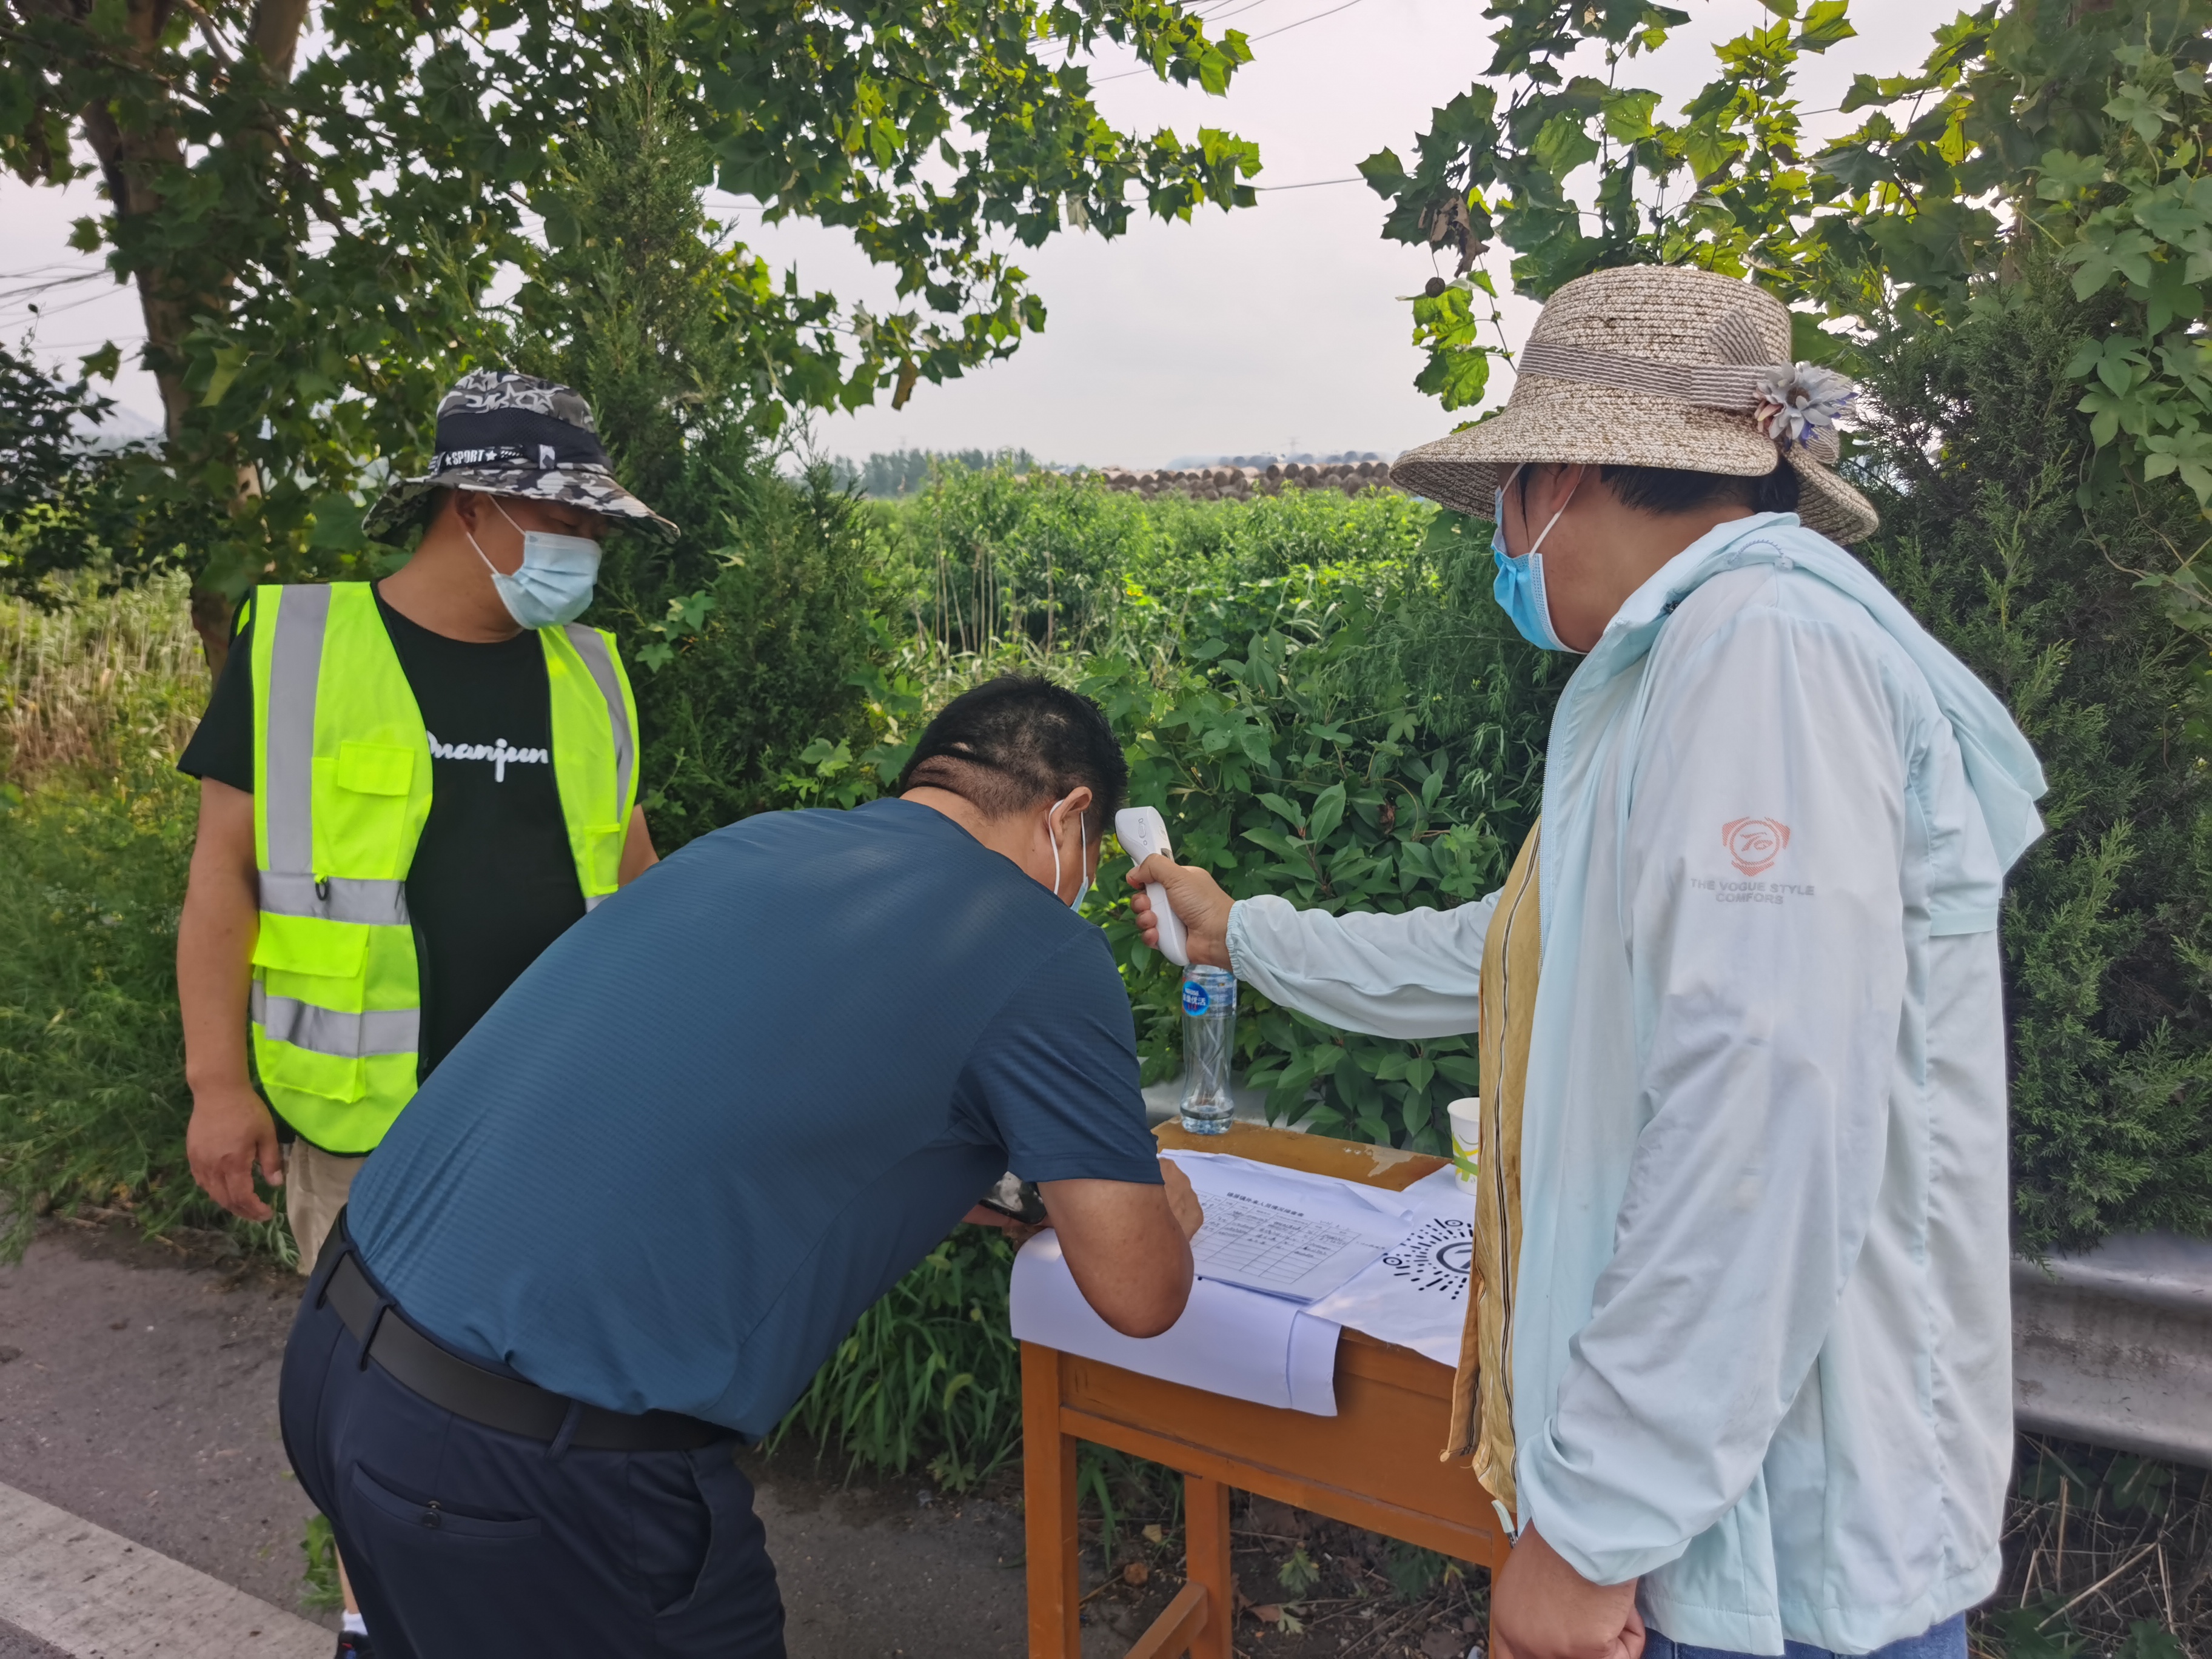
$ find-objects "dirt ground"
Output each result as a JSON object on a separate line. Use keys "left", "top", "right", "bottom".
{"left": 1050, "top": 1487, "right": 1487, "bottom": 1659}
{"left": 0, "top": 1219, "right": 1487, "bottom": 1659}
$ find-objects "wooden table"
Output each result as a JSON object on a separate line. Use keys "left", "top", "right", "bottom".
{"left": 1022, "top": 1121, "right": 1510, "bottom": 1658}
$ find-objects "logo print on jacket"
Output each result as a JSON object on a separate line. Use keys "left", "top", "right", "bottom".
{"left": 1723, "top": 817, "right": 1790, "bottom": 877}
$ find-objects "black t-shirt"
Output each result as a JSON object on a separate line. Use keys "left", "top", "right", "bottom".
{"left": 179, "top": 586, "right": 589, "bottom": 1085}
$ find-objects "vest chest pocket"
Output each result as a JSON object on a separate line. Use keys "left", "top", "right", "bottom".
{"left": 250, "top": 919, "right": 374, "bottom": 1105}
{"left": 255, "top": 1042, "right": 369, "bottom": 1105}
{"left": 337, "top": 742, "right": 415, "bottom": 796}
{"left": 312, "top": 743, "right": 424, "bottom": 879}
{"left": 252, "top": 913, "right": 369, "bottom": 985}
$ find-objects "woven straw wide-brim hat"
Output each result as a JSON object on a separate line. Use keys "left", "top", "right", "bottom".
{"left": 1390, "top": 265, "right": 1877, "bottom": 543}
{"left": 364, "top": 369, "right": 679, "bottom": 543}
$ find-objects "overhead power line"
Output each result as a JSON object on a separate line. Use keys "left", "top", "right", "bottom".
{"left": 1093, "top": 0, "right": 1372, "bottom": 79}
{"left": 1244, "top": 0, "right": 1370, "bottom": 41}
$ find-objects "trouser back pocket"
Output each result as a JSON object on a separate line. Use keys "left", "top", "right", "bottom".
{"left": 344, "top": 1463, "right": 551, "bottom": 1655}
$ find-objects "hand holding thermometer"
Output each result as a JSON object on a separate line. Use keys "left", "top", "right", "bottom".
{"left": 1114, "top": 806, "right": 1189, "bottom": 966}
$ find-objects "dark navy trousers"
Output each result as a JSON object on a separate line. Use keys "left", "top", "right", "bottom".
{"left": 280, "top": 1252, "right": 785, "bottom": 1658}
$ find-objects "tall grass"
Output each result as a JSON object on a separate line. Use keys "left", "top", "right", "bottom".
{"left": 0, "top": 577, "right": 213, "bottom": 1254}
{"left": 2, "top": 572, "right": 207, "bottom": 791}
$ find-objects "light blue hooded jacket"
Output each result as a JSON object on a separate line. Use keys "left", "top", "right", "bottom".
{"left": 1229, "top": 514, "right": 2046, "bottom": 1654}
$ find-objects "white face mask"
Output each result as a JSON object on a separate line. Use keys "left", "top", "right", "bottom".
{"left": 1048, "top": 794, "right": 1091, "bottom": 911}
{"left": 468, "top": 499, "right": 603, "bottom": 630}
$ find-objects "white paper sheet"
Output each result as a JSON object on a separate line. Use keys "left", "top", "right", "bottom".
{"left": 1305, "top": 1181, "right": 1476, "bottom": 1367}
{"left": 1009, "top": 1233, "right": 1339, "bottom": 1415}
{"left": 1165, "top": 1149, "right": 1421, "bottom": 1223}
{"left": 1161, "top": 1151, "right": 1413, "bottom": 1303}
{"left": 1397, "top": 1161, "right": 1471, "bottom": 1210}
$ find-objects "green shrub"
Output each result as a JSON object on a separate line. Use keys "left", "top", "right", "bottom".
{"left": 873, "top": 463, "right": 1435, "bottom": 658}
{"left": 1087, "top": 560, "right": 1553, "bottom": 1148}
{"left": 798, "top": 466, "right": 1560, "bottom": 1151}
{"left": 771, "top": 1227, "right": 1022, "bottom": 1490}
{"left": 761, "top": 537, "right": 1558, "bottom": 1155}
{"left": 1857, "top": 266, "right": 2212, "bottom": 1253}
{"left": 10, "top": 316, "right": 2208, "bottom": 1524}
{"left": 594, "top": 466, "right": 877, "bottom": 846}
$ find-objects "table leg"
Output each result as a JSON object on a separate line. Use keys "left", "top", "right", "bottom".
{"left": 1184, "top": 1472, "right": 1234, "bottom": 1659}
{"left": 1022, "top": 1343, "right": 1082, "bottom": 1658}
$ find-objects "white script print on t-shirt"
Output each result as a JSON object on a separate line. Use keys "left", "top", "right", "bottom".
{"left": 426, "top": 732, "right": 549, "bottom": 783}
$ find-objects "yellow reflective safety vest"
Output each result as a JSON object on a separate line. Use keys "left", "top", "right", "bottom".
{"left": 246, "top": 582, "right": 639, "bottom": 1154}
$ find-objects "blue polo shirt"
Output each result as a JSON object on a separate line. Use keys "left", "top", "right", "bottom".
{"left": 347, "top": 797, "right": 1160, "bottom": 1438}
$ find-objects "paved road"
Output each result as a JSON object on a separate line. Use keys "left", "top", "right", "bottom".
{"left": 0, "top": 1224, "right": 320, "bottom": 1615}
{"left": 0, "top": 1617, "right": 67, "bottom": 1657}
{"left": 0, "top": 1223, "right": 1050, "bottom": 1658}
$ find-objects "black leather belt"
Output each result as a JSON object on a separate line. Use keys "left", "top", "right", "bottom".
{"left": 315, "top": 1213, "right": 731, "bottom": 1453}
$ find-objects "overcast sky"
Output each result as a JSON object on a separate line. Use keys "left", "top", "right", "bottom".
{"left": 2, "top": 0, "right": 1945, "bottom": 470}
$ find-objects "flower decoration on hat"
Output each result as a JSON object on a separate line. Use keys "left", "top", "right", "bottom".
{"left": 1754, "top": 363, "right": 1857, "bottom": 451}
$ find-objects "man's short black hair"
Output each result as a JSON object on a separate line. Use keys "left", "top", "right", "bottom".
{"left": 897, "top": 675, "right": 1127, "bottom": 834}
{"left": 1594, "top": 460, "right": 1801, "bottom": 517}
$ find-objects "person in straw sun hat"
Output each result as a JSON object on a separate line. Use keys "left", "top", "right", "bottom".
{"left": 1125, "top": 264, "right": 2048, "bottom": 1659}
{"left": 1389, "top": 261, "right": 1878, "bottom": 550}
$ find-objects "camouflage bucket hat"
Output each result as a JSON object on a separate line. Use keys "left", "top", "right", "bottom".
{"left": 364, "top": 369, "right": 679, "bottom": 543}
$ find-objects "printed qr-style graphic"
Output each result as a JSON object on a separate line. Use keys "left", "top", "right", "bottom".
{"left": 1381, "top": 1217, "right": 1475, "bottom": 1299}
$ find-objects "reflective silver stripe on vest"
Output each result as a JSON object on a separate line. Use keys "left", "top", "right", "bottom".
{"left": 584, "top": 891, "right": 607, "bottom": 913}
{"left": 251, "top": 982, "right": 420, "bottom": 1057}
{"left": 262, "top": 584, "right": 330, "bottom": 879}
{"left": 562, "top": 623, "right": 634, "bottom": 829}
{"left": 258, "top": 586, "right": 412, "bottom": 927}
{"left": 257, "top": 871, "right": 412, "bottom": 926}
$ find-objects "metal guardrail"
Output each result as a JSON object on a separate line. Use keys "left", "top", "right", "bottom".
{"left": 2012, "top": 1231, "right": 2212, "bottom": 1469}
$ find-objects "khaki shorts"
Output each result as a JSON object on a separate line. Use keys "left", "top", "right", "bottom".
{"left": 285, "top": 1140, "right": 364, "bottom": 1276}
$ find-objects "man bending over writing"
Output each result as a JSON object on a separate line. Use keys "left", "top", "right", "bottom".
{"left": 280, "top": 676, "right": 1201, "bottom": 1658}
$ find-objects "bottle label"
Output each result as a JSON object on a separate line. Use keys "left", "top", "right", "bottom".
{"left": 1182, "top": 979, "right": 1211, "bottom": 1016}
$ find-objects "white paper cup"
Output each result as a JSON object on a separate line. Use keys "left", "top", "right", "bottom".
{"left": 1446, "top": 1096, "right": 1481, "bottom": 1189}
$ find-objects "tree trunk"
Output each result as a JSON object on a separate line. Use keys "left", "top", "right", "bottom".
{"left": 64, "top": 0, "right": 312, "bottom": 677}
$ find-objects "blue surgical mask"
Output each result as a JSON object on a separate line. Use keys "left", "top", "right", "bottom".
{"left": 469, "top": 500, "right": 603, "bottom": 630}
{"left": 1491, "top": 468, "right": 1581, "bottom": 654}
{"left": 1050, "top": 796, "right": 1091, "bottom": 911}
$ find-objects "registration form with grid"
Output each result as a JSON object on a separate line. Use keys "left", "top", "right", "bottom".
{"left": 1167, "top": 1152, "right": 1415, "bottom": 1303}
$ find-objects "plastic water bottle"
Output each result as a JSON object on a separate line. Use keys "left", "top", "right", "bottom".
{"left": 1178, "top": 967, "right": 1238, "bottom": 1134}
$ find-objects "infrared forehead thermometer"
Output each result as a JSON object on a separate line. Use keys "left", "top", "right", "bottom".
{"left": 1114, "top": 806, "right": 1189, "bottom": 966}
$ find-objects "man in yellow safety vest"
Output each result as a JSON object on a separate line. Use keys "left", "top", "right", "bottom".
{"left": 174, "top": 368, "right": 670, "bottom": 1658}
